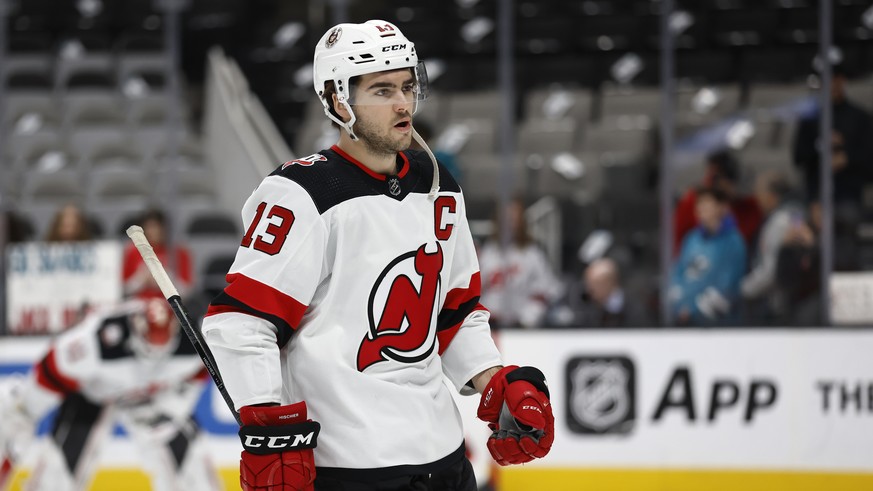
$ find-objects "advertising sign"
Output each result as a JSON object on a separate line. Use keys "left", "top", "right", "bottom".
{"left": 6, "top": 241, "right": 122, "bottom": 334}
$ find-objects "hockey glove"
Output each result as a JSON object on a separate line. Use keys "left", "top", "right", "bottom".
{"left": 477, "top": 365, "right": 554, "bottom": 466}
{"left": 239, "top": 401, "right": 320, "bottom": 491}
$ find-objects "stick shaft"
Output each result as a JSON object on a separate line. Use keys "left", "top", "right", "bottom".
{"left": 125, "top": 226, "right": 241, "bottom": 425}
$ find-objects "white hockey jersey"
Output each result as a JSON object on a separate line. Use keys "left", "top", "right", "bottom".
{"left": 1, "top": 300, "right": 215, "bottom": 491}
{"left": 202, "top": 146, "right": 502, "bottom": 479}
{"left": 22, "top": 300, "right": 206, "bottom": 419}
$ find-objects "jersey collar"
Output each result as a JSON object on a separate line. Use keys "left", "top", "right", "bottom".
{"left": 331, "top": 145, "right": 410, "bottom": 181}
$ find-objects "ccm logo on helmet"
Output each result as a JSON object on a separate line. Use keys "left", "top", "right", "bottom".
{"left": 382, "top": 44, "right": 407, "bottom": 52}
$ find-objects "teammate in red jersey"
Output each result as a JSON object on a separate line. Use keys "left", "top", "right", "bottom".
{"left": 201, "top": 20, "right": 554, "bottom": 491}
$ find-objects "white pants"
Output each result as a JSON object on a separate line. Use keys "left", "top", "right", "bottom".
{"left": 24, "top": 397, "right": 223, "bottom": 491}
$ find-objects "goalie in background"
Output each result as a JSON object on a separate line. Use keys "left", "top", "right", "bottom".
{"left": 0, "top": 298, "right": 222, "bottom": 491}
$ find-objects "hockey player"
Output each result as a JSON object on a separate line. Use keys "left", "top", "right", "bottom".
{"left": 0, "top": 299, "right": 222, "bottom": 491}
{"left": 201, "top": 20, "right": 554, "bottom": 491}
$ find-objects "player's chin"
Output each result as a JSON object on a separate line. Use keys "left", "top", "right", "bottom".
{"left": 394, "top": 133, "right": 413, "bottom": 150}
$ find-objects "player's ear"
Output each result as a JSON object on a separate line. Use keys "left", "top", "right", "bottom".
{"left": 332, "top": 93, "right": 351, "bottom": 123}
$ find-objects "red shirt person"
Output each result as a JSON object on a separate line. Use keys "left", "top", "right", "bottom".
{"left": 674, "top": 150, "right": 762, "bottom": 253}
{"left": 122, "top": 209, "right": 193, "bottom": 300}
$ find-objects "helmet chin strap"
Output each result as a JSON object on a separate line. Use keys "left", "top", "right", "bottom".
{"left": 411, "top": 125, "right": 440, "bottom": 199}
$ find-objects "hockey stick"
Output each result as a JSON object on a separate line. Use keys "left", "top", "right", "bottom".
{"left": 126, "top": 225, "right": 242, "bottom": 425}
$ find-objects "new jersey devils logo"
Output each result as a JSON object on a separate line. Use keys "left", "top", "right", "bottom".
{"left": 357, "top": 243, "right": 444, "bottom": 372}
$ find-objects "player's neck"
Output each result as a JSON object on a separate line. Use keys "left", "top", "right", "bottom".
{"left": 336, "top": 134, "right": 396, "bottom": 175}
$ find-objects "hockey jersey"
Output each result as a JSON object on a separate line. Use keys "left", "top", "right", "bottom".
{"left": 202, "top": 146, "right": 502, "bottom": 477}
{"left": 19, "top": 300, "right": 206, "bottom": 427}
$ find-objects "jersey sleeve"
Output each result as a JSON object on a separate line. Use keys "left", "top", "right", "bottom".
{"left": 24, "top": 313, "right": 105, "bottom": 420}
{"left": 202, "top": 175, "right": 328, "bottom": 409}
{"left": 207, "top": 175, "right": 328, "bottom": 343}
{"left": 437, "top": 195, "right": 502, "bottom": 395}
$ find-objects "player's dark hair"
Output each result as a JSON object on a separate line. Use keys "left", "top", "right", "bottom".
{"left": 706, "top": 149, "right": 740, "bottom": 182}
{"left": 322, "top": 81, "right": 342, "bottom": 130}
{"left": 139, "top": 208, "right": 166, "bottom": 227}
{"left": 696, "top": 186, "right": 729, "bottom": 204}
{"left": 763, "top": 172, "right": 793, "bottom": 200}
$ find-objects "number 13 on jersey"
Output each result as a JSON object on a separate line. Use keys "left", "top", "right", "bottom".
{"left": 241, "top": 202, "right": 295, "bottom": 255}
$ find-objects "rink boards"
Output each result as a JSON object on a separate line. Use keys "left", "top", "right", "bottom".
{"left": 2, "top": 329, "right": 873, "bottom": 490}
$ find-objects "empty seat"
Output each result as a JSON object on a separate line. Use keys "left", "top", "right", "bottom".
{"left": 676, "top": 85, "right": 743, "bottom": 127}
{"left": 200, "top": 253, "right": 238, "bottom": 299}
{"left": 584, "top": 125, "right": 654, "bottom": 166}
{"left": 599, "top": 86, "right": 661, "bottom": 121}
{"left": 67, "top": 125, "right": 128, "bottom": 162}
{"left": 124, "top": 94, "right": 171, "bottom": 126}
{"left": 3, "top": 54, "right": 54, "bottom": 81}
{"left": 450, "top": 119, "right": 496, "bottom": 155}
{"left": 5, "top": 71, "right": 55, "bottom": 124}
{"left": 187, "top": 212, "right": 240, "bottom": 237}
{"left": 87, "top": 168, "right": 153, "bottom": 205}
{"left": 22, "top": 168, "right": 85, "bottom": 206}
{"left": 6, "top": 127, "right": 63, "bottom": 172}
{"left": 54, "top": 38, "right": 114, "bottom": 89}
{"left": 518, "top": 118, "right": 577, "bottom": 154}
{"left": 186, "top": 236, "right": 242, "bottom": 294}
{"left": 61, "top": 72, "right": 123, "bottom": 129}
{"left": 446, "top": 91, "right": 500, "bottom": 120}
{"left": 523, "top": 86, "right": 593, "bottom": 122}
{"left": 535, "top": 151, "right": 604, "bottom": 204}
{"left": 87, "top": 142, "right": 143, "bottom": 173}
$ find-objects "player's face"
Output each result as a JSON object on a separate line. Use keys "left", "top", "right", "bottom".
{"left": 351, "top": 70, "right": 415, "bottom": 156}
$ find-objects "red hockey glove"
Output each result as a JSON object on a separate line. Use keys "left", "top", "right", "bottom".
{"left": 239, "top": 401, "right": 321, "bottom": 491}
{"left": 477, "top": 365, "right": 554, "bottom": 466}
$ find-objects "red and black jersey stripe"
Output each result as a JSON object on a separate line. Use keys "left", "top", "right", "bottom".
{"left": 437, "top": 272, "right": 486, "bottom": 354}
{"left": 35, "top": 349, "right": 80, "bottom": 395}
{"left": 206, "top": 272, "right": 308, "bottom": 347}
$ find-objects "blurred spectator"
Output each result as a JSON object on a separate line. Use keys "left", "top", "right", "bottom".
{"left": 576, "top": 257, "right": 650, "bottom": 327}
{"left": 741, "top": 171, "right": 803, "bottom": 322}
{"left": 792, "top": 61, "right": 873, "bottom": 214}
{"left": 669, "top": 187, "right": 747, "bottom": 327}
{"left": 412, "top": 120, "right": 463, "bottom": 184}
{"left": 479, "top": 198, "right": 562, "bottom": 328}
{"left": 2, "top": 210, "right": 35, "bottom": 243}
{"left": 44, "top": 203, "right": 93, "bottom": 242}
{"left": 673, "top": 149, "right": 762, "bottom": 253}
{"left": 774, "top": 201, "right": 822, "bottom": 326}
{"left": 122, "top": 209, "right": 193, "bottom": 300}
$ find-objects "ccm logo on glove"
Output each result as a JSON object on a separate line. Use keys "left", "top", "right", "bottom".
{"left": 242, "top": 428, "right": 318, "bottom": 451}
{"left": 239, "top": 421, "right": 320, "bottom": 455}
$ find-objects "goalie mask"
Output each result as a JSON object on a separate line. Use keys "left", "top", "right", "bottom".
{"left": 313, "top": 20, "right": 429, "bottom": 140}
{"left": 130, "top": 299, "right": 179, "bottom": 358}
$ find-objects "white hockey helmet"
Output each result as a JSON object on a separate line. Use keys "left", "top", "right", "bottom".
{"left": 313, "top": 20, "right": 429, "bottom": 139}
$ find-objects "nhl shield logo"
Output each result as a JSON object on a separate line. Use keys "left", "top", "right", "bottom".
{"left": 388, "top": 177, "right": 401, "bottom": 196}
{"left": 325, "top": 27, "right": 342, "bottom": 48}
{"left": 565, "top": 356, "right": 635, "bottom": 434}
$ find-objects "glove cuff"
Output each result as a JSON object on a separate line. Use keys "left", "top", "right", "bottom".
{"left": 240, "top": 401, "right": 307, "bottom": 426}
{"left": 505, "top": 366, "right": 550, "bottom": 398}
{"left": 239, "top": 421, "right": 321, "bottom": 455}
{"left": 477, "top": 365, "right": 518, "bottom": 423}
